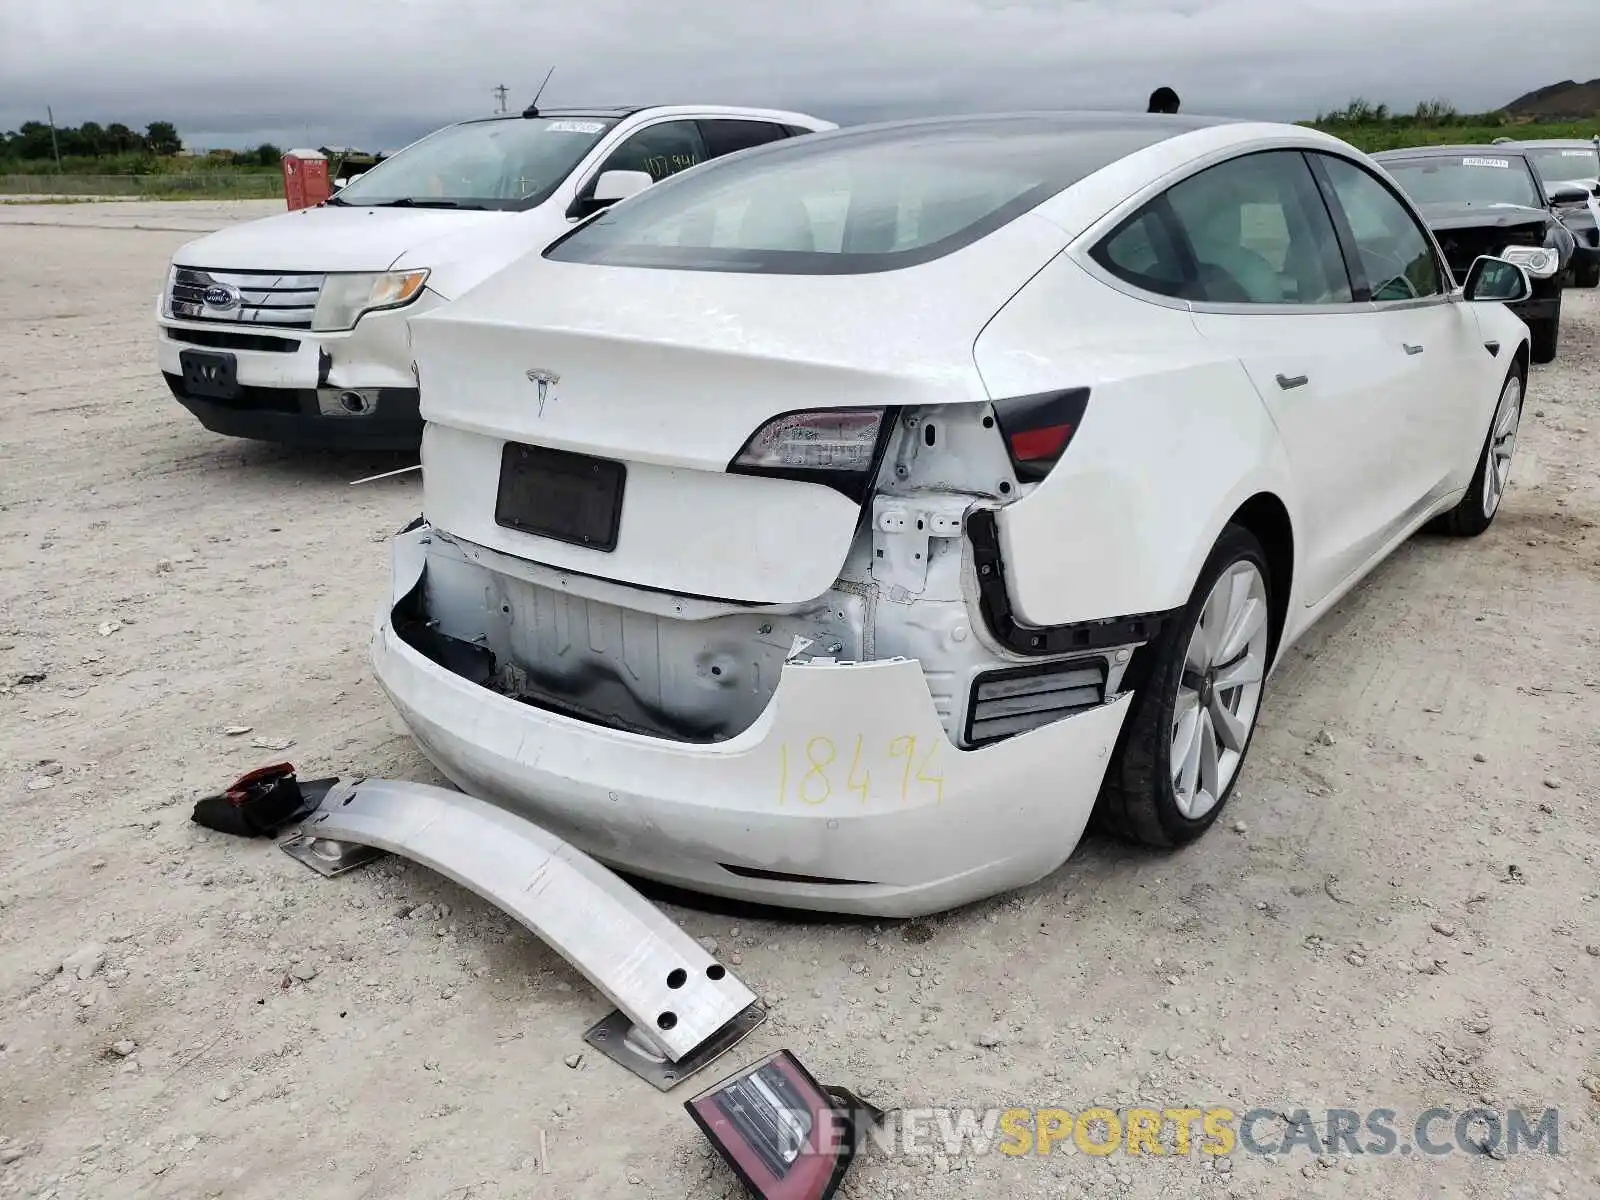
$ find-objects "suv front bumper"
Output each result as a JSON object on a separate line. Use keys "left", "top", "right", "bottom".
{"left": 155, "top": 292, "right": 436, "bottom": 449}
{"left": 371, "top": 526, "right": 1132, "bottom": 917}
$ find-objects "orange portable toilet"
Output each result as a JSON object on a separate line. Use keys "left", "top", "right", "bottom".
{"left": 282, "top": 149, "right": 331, "bottom": 211}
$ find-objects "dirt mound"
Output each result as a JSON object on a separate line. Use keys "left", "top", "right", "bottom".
{"left": 1505, "top": 78, "right": 1600, "bottom": 119}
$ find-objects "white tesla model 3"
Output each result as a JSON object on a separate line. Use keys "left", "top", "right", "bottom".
{"left": 377, "top": 113, "right": 1534, "bottom": 917}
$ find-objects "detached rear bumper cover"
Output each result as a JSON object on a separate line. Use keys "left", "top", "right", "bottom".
{"left": 371, "top": 527, "right": 1131, "bottom": 917}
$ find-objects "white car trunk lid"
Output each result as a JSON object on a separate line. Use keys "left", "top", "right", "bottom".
{"left": 410, "top": 214, "right": 1068, "bottom": 602}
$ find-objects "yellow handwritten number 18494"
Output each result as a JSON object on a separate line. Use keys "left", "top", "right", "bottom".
{"left": 776, "top": 734, "right": 945, "bottom": 806}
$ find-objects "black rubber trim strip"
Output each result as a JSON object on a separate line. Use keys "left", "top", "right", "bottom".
{"left": 965, "top": 508, "right": 1176, "bottom": 655}
{"left": 717, "top": 863, "right": 875, "bottom": 886}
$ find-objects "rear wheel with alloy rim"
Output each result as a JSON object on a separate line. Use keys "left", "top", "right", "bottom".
{"left": 1434, "top": 364, "right": 1524, "bottom": 537}
{"left": 1098, "top": 525, "right": 1272, "bottom": 846}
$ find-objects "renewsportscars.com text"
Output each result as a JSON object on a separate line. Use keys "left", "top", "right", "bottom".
{"left": 839, "top": 1105, "right": 1560, "bottom": 1159}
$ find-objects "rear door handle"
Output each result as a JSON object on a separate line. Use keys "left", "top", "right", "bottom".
{"left": 1275, "top": 373, "right": 1309, "bottom": 390}
{"left": 1403, "top": 343, "right": 1425, "bottom": 355}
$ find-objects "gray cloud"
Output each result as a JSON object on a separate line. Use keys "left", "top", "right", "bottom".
{"left": 1, "top": 0, "right": 1589, "bottom": 152}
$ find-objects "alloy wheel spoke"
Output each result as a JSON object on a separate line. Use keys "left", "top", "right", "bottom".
{"left": 1213, "top": 652, "right": 1264, "bottom": 690}
{"left": 1178, "top": 717, "right": 1204, "bottom": 812}
{"left": 1495, "top": 406, "right": 1519, "bottom": 441}
{"left": 1209, "top": 693, "right": 1250, "bottom": 752}
{"left": 1196, "top": 711, "right": 1221, "bottom": 814}
{"left": 1218, "top": 596, "right": 1267, "bottom": 665}
{"left": 1200, "top": 577, "right": 1232, "bottom": 665}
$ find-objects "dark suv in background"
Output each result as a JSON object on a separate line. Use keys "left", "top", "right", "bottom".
{"left": 1373, "top": 145, "right": 1581, "bottom": 361}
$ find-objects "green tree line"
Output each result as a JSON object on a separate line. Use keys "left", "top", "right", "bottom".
{"left": 0, "top": 118, "right": 282, "bottom": 172}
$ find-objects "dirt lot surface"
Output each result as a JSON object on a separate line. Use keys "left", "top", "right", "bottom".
{"left": 2, "top": 201, "right": 1597, "bottom": 1200}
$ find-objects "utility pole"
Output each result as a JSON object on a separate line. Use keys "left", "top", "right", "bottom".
{"left": 493, "top": 84, "right": 510, "bottom": 114}
{"left": 47, "top": 105, "right": 63, "bottom": 172}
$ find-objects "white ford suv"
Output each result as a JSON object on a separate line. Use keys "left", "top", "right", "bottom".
{"left": 154, "top": 105, "right": 833, "bottom": 448}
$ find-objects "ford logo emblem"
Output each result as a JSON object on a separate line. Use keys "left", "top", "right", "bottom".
{"left": 203, "top": 283, "right": 241, "bottom": 311}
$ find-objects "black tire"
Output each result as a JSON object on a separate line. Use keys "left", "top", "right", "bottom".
{"left": 1097, "top": 524, "right": 1271, "bottom": 848}
{"left": 1434, "top": 361, "right": 1525, "bottom": 538}
{"left": 1575, "top": 260, "right": 1600, "bottom": 289}
{"left": 1529, "top": 307, "right": 1560, "bottom": 364}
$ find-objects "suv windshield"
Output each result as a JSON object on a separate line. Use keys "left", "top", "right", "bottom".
{"left": 1524, "top": 145, "right": 1600, "bottom": 191}
{"left": 333, "top": 116, "right": 619, "bottom": 211}
{"left": 1381, "top": 155, "right": 1544, "bottom": 209}
{"left": 546, "top": 116, "right": 1194, "bottom": 274}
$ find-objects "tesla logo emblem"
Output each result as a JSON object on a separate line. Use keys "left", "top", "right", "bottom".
{"left": 200, "top": 364, "right": 223, "bottom": 382}
{"left": 526, "top": 368, "right": 561, "bottom": 416}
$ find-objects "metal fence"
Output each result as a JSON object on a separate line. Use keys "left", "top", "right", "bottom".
{"left": 0, "top": 173, "right": 284, "bottom": 199}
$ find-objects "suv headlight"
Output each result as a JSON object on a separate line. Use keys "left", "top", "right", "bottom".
{"left": 312, "top": 269, "right": 430, "bottom": 332}
{"left": 1499, "top": 246, "right": 1559, "bottom": 279}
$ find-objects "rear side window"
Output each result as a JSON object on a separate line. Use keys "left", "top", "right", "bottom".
{"left": 1093, "top": 150, "right": 1353, "bottom": 305}
{"left": 698, "top": 120, "right": 789, "bottom": 159}
{"left": 1096, "top": 207, "right": 1189, "bottom": 297}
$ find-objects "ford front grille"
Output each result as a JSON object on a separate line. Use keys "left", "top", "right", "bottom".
{"left": 167, "top": 267, "right": 325, "bottom": 329}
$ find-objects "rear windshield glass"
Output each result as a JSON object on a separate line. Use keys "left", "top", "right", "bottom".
{"left": 1380, "top": 155, "right": 1543, "bottom": 209}
{"left": 546, "top": 117, "right": 1192, "bottom": 274}
{"left": 333, "top": 116, "right": 619, "bottom": 211}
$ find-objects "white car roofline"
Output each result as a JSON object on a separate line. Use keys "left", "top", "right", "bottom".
{"left": 617, "top": 104, "right": 836, "bottom": 131}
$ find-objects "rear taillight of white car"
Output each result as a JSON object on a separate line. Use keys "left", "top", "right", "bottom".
{"left": 731, "top": 407, "right": 888, "bottom": 501}
{"left": 991, "top": 388, "right": 1089, "bottom": 482}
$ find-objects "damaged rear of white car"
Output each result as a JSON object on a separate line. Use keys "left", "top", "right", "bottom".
{"left": 375, "top": 114, "right": 1529, "bottom": 915}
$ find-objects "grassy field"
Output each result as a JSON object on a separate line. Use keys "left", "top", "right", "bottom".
{"left": 0, "top": 171, "right": 283, "bottom": 199}
{"left": 1307, "top": 118, "right": 1599, "bottom": 153}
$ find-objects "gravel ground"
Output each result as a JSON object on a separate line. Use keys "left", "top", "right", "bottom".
{"left": 1, "top": 201, "right": 1597, "bottom": 1200}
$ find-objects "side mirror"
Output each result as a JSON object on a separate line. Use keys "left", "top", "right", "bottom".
{"left": 1548, "top": 184, "right": 1590, "bottom": 206}
{"left": 592, "top": 169, "right": 654, "bottom": 205}
{"left": 1462, "top": 256, "right": 1533, "bottom": 304}
{"left": 567, "top": 169, "right": 654, "bottom": 220}
{"left": 333, "top": 177, "right": 349, "bottom": 189}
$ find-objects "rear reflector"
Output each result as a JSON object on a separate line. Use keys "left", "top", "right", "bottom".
{"left": 1007, "top": 423, "right": 1074, "bottom": 462}
{"left": 991, "top": 388, "right": 1090, "bottom": 483}
{"left": 965, "top": 659, "right": 1107, "bottom": 745}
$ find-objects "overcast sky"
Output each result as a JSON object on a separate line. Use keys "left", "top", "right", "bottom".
{"left": 1, "top": 0, "right": 1590, "bottom": 152}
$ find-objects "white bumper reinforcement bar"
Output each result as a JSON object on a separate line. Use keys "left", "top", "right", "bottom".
{"left": 281, "top": 778, "right": 765, "bottom": 1086}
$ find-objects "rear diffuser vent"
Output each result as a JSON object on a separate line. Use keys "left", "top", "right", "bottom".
{"left": 965, "top": 659, "right": 1107, "bottom": 746}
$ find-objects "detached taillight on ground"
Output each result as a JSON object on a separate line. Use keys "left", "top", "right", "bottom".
{"left": 686, "top": 1050, "right": 880, "bottom": 1200}
{"left": 730, "top": 408, "right": 887, "bottom": 501}
{"left": 991, "top": 387, "right": 1089, "bottom": 482}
